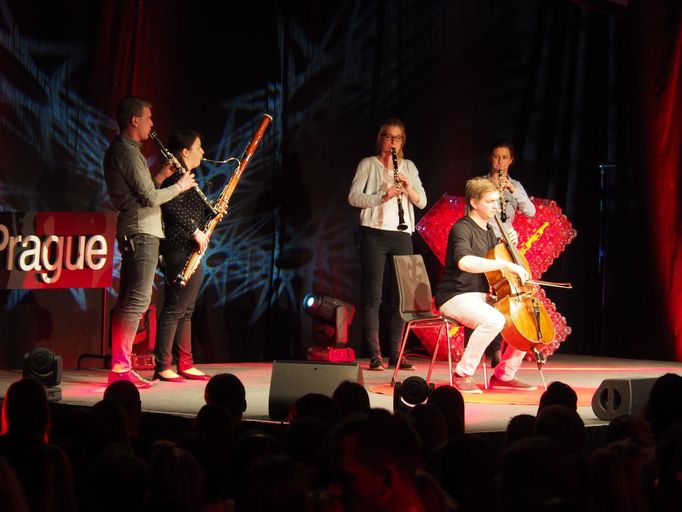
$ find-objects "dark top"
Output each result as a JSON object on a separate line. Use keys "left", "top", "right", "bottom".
{"left": 159, "top": 172, "right": 214, "bottom": 256}
{"left": 435, "top": 215, "right": 497, "bottom": 307}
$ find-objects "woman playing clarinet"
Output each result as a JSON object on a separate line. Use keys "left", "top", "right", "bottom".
{"left": 153, "top": 130, "right": 213, "bottom": 382}
{"left": 348, "top": 119, "right": 427, "bottom": 371}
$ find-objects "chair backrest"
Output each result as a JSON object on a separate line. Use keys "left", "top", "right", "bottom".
{"left": 393, "top": 254, "right": 436, "bottom": 321}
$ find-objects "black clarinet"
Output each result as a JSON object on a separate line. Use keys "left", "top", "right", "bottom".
{"left": 391, "top": 148, "right": 408, "bottom": 231}
{"left": 149, "top": 131, "right": 218, "bottom": 216}
{"left": 497, "top": 168, "right": 508, "bottom": 223}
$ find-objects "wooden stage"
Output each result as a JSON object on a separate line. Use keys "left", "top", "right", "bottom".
{"left": 1, "top": 354, "right": 681, "bottom": 434}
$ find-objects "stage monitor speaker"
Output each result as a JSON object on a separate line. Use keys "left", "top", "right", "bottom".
{"left": 268, "top": 360, "right": 364, "bottom": 421}
{"left": 591, "top": 378, "right": 657, "bottom": 421}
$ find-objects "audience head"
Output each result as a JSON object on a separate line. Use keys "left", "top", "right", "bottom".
{"left": 146, "top": 440, "right": 204, "bottom": 512}
{"left": 24, "top": 444, "right": 76, "bottom": 512}
{"left": 426, "top": 385, "right": 465, "bottom": 439}
{"left": 328, "top": 409, "right": 422, "bottom": 512}
{"left": 535, "top": 404, "right": 585, "bottom": 455}
{"left": 241, "top": 454, "right": 310, "bottom": 512}
{"left": 587, "top": 441, "right": 649, "bottom": 512}
{"left": 288, "top": 393, "right": 341, "bottom": 428}
{"left": 644, "top": 373, "right": 682, "bottom": 437}
{"left": 92, "top": 399, "right": 130, "bottom": 447}
{"left": 506, "top": 414, "right": 536, "bottom": 445}
{"left": 407, "top": 403, "right": 448, "bottom": 461}
{"left": 500, "top": 436, "right": 581, "bottom": 510}
{"left": 285, "top": 416, "right": 330, "bottom": 470}
{"left": 0, "top": 455, "right": 29, "bottom": 512}
{"left": 605, "top": 414, "right": 654, "bottom": 447}
{"left": 1, "top": 377, "right": 49, "bottom": 443}
{"left": 426, "top": 434, "right": 494, "bottom": 511}
{"left": 204, "top": 373, "right": 247, "bottom": 425}
{"left": 194, "top": 403, "right": 234, "bottom": 445}
{"left": 103, "top": 379, "right": 142, "bottom": 437}
{"left": 655, "top": 421, "right": 682, "bottom": 511}
{"left": 332, "top": 380, "right": 370, "bottom": 418}
{"left": 538, "top": 381, "right": 578, "bottom": 412}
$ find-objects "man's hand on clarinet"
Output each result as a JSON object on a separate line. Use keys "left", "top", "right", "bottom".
{"left": 177, "top": 171, "right": 196, "bottom": 192}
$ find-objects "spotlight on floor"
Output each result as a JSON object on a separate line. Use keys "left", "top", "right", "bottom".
{"left": 23, "top": 347, "right": 62, "bottom": 401}
{"left": 394, "top": 376, "right": 434, "bottom": 414}
{"left": 302, "top": 293, "right": 356, "bottom": 362}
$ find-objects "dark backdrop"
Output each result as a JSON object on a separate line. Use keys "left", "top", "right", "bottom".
{"left": 0, "top": 0, "right": 679, "bottom": 369}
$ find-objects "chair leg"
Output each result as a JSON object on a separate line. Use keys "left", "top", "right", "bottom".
{"left": 482, "top": 355, "right": 488, "bottom": 390}
{"left": 426, "top": 323, "right": 443, "bottom": 386}
{"left": 391, "top": 324, "right": 410, "bottom": 386}
{"left": 445, "top": 319, "right": 453, "bottom": 387}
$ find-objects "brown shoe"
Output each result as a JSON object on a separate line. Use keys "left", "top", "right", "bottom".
{"left": 108, "top": 370, "right": 154, "bottom": 389}
{"left": 452, "top": 374, "right": 482, "bottom": 394}
{"left": 489, "top": 375, "right": 537, "bottom": 391}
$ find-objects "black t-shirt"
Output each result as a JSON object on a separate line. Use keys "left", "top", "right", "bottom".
{"left": 435, "top": 215, "right": 498, "bottom": 307}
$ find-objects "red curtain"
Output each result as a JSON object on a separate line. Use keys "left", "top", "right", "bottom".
{"left": 92, "top": 0, "right": 180, "bottom": 139}
{"left": 632, "top": 0, "right": 682, "bottom": 359}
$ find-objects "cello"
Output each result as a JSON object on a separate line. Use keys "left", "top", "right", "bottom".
{"left": 484, "top": 214, "right": 571, "bottom": 366}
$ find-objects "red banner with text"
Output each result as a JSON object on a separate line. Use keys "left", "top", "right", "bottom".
{"left": 0, "top": 212, "right": 116, "bottom": 289}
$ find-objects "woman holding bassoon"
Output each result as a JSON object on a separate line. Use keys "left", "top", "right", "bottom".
{"left": 153, "top": 130, "right": 213, "bottom": 382}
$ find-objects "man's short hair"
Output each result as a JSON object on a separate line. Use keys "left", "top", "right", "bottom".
{"left": 116, "top": 96, "right": 152, "bottom": 132}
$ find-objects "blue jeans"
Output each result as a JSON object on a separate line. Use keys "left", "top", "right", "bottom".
{"left": 154, "top": 250, "right": 202, "bottom": 372}
{"left": 110, "top": 234, "right": 160, "bottom": 372}
{"left": 360, "top": 227, "right": 413, "bottom": 361}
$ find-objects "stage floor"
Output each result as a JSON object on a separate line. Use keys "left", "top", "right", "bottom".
{"left": 2, "top": 354, "right": 681, "bottom": 434}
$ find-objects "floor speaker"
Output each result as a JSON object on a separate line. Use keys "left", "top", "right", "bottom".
{"left": 591, "top": 377, "right": 657, "bottom": 421}
{"left": 268, "top": 360, "right": 364, "bottom": 420}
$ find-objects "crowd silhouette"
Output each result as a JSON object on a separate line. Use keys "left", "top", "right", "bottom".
{"left": 1, "top": 372, "right": 681, "bottom": 511}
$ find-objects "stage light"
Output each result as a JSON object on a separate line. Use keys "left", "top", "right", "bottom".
{"left": 393, "top": 376, "right": 434, "bottom": 414}
{"left": 302, "top": 293, "right": 356, "bottom": 362}
{"left": 23, "top": 348, "right": 63, "bottom": 401}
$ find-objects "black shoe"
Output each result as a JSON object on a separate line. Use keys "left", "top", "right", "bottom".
{"left": 368, "top": 357, "right": 385, "bottom": 371}
{"left": 388, "top": 359, "right": 416, "bottom": 371}
{"left": 153, "top": 370, "right": 184, "bottom": 383}
{"left": 489, "top": 350, "right": 501, "bottom": 368}
{"left": 178, "top": 369, "right": 211, "bottom": 381}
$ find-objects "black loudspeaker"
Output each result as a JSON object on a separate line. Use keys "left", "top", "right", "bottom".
{"left": 591, "top": 378, "right": 657, "bottom": 421}
{"left": 23, "top": 348, "right": 63, "bottom": 387}
{"left": 268, "top": 360, "right": 364, "bottom": 420}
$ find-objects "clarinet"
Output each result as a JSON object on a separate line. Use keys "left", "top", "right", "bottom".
{"left": 497, "top": 168, "right": 508, "bottom": 223}
{"left": 149, "top": 131, "right": 218, "bottom": 216}
{"left": 391, "top": 148, "right": 408, "bottom": 231}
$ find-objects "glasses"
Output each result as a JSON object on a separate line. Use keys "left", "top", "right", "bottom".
{"left": 382, "top": 134, "right": 403, "bottom": 143}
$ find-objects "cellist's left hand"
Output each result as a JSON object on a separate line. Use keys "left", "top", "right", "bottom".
{"left": 507, "top": 227, "right": 519, "bottom": 246}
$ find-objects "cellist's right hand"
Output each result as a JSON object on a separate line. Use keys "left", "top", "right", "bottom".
{"left": 504, "top": 261, "right": 529, "bottom": 284}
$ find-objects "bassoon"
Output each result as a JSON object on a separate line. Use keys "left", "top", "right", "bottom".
{"left": 175, "top": 113, "right": 273, "bottom": 286}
